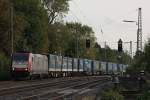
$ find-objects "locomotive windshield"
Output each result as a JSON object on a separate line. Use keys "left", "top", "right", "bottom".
{"left": 13, "top": 54, "right": 29, "bottom": 65}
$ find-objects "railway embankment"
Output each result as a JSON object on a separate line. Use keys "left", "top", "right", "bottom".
{"left": 97, "top": 75, "right": 149, "bottom": 100}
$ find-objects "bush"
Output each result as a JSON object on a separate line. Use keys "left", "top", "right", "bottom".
{"left": 101, "top": 90, "right": 124, "bottom": 100}
{"left": 137, "top": 91, "right": 150, "bottom": 100}
{"left": 0, "top": 52, "right": 11, "bottom": 80}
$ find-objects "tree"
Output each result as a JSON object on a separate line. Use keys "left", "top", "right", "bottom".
{"left": 42, "top": 0, "right": 70, "bottom": 24}
{"left": 141, "top": 39, "right": 150, "bottom": 72}
{"left": 0, "top": 0, "right": 11, "bottom": 55}
{"left": 48, "top": 22, "right": 72, "bottom": 55}
{"left": 14, "top": 0, "right": 49, "bottom": 53}
{"left": 66, "top": 22, "right": 96, "bottom": 59}
{"left": 128, "top": 39, "right": 150, "bottom": 73}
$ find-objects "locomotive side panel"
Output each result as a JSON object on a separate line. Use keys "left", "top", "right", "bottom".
{"left": 32, "top": 54, "right": 48, "bottom": 75}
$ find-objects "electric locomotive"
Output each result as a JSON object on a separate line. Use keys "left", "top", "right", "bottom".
{"left": 11, "top": 52, "right": 48, "bottom": 79}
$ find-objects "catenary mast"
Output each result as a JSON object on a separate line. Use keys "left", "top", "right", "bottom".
{"left": 137, "top": 8, "right": 142, "bottom": 53}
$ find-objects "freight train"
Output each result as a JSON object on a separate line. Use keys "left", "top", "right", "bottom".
{"left": 11, "top": 52, "right": 128, "bottom": 79}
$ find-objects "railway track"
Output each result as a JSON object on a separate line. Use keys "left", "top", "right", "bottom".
{"left": 0, "top": 77, "right": 76, "bottom": 89}
{"left": 51, "top": 78, "right": 110, "bottom": 100}
{"left": 0, "top": 76, "right": 110, "bottom": 100}
{"left": 0, "top": 77, "right": 84, "bottom": 96}
{"left": 21, "top": 77, "right": 110, "bottom": 100}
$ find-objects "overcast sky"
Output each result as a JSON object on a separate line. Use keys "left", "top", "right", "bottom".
{"left": 65, "top": 0, "right": 150, "bottom": 54}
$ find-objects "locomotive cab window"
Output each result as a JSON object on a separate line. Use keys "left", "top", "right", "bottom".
{"left": 13, "top": 54, "right": 29, "bottom": 65}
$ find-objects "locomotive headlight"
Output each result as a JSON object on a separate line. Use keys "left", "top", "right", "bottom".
{"left": 12, "top": 67, "right": 15, "bottom": 71}
{"left": 25, "top": 68, "right": 28, "bottom": 71}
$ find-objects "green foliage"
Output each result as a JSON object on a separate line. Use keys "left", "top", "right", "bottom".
{"left": 14, "top": 0, "right": 49, "bottom": 53}
{"left": 0, "top": 52, "right": 11, "bottom": 80}
{"left": 96, "top": 45, "right": 131, "bottom": 64}
{"left": 101, "top": 90, "right": 124, "bottom": 100}
{"left": 137, "top": 78, "right": 150, "bottom": 100}
{"left": 42, "top": 0, "right": 70, "bottom": 24}
{"left": 48, "top": 22, "right": 97, "bottom": 59}
{"left": 0, "top": 0, "right": 12, "bottom": 80}
{"left": 0, "top": 52, "right": 9, "bottom": 71}
{"left": 0, "top": 0, "right": 11, "bottom": 55}
{"left": 137, "top": 91, "right": 150, "bottom": 100}
{"left": 0, "top": 0, "right": 131, "bottom": 77}
{"left": 48, "top": 22, "right": 72, "bottom": 55}
{"left": 142, "top": 39, "right": 150, "bottom": 72}
{"left": 130, "top": 38, "right": 150, "bottom": 73}
{"left": 66, "top": 22, "right": 96, "bottom": 59}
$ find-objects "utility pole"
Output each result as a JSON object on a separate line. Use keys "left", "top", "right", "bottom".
{"left": 130, "top": 41, "right": 132, "bottom": 58}
{"left": 118, "top": 39, "right": 123, "bottom": 74}
{"left": 124, "top": 41, "right": 133, "bottom": 58}
{"left": 76, "top": 33, "right": 79, "bottom": 58}
{"left": 104, "top": 41, "right": 107, "bottom": 60}
{"left": 137, "top": 8, "right": 142, "bottom": 53}
{"left": 10, "top": 1, "right": 14, "bottom": 56}
{"left": 104, "top": 42, "right": 108, "bottom": 74}
{"left": 74, "top": 27, "right": 79, "bottom": 58}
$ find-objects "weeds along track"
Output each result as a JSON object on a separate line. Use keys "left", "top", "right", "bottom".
{"left": 0, "top": 76, "right": 110, "bottom": 100}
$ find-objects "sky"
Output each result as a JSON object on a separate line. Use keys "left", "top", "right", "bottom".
{"left": 64, "top": 0, "right": 150, "bottom": 55}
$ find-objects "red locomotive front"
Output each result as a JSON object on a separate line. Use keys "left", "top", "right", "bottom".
{"left": 11, "top": 53, "right": 32, "bottom": 78}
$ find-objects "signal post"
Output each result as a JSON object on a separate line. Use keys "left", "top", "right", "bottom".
{"left": 118, "top": 39, "right": 123, "bottom": 76}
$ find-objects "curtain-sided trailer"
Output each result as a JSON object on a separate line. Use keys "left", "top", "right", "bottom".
{"left": 84, "top": 59, "right": 92, "bottom": 75}
{"left": 100, "top": 62, "right": 107, "bottom": 74}
{"left": 73, "top": 58, "right": 78, "bottom": 72}
{"left": 48, "top": 54, "right": 56, "bottom": 77}
{"left": 79, "top": 59, "right": 84, "bottom": 72}
{"left": 62, "top": 57, "right": 68, "bottom": 76}
{"left": 48, "top": 54, "right": 62, "bottom": 77}
{"left": 92, "top": 60, "right": 101, "bottom": 75}
{"left": 68, "top": 57, "right": 73, "bottom": 76}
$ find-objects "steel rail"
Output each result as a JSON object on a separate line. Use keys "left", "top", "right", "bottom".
{"left": 20, "top": 77, "right": 110, "bottom": 100}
